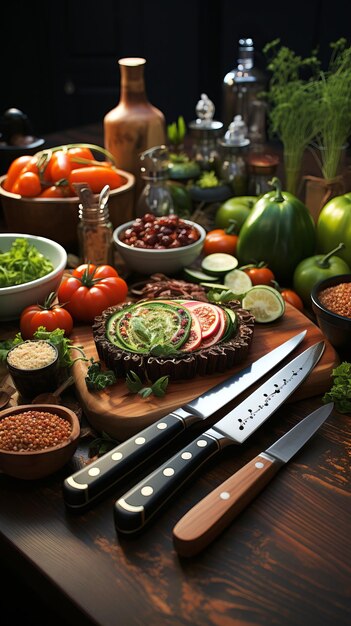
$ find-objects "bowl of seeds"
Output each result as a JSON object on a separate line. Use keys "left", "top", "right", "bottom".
{"left": 311, "top": 273, "right": 351, "bottom": 354}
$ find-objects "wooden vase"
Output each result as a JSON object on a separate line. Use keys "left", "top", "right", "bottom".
{"left": 303, "top": 174, "right": 345, "bottom": 223}
{"left": 104, "top": 58, "right": 166, "bottom": 207}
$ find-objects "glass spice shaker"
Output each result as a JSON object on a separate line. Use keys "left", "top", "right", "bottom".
{"left": 246, "top": 152, "right": 280, "bottom": 196}
{"left": 218, "top": 115, "right": 250, "bottom": 196}
{"left": 136, "top": 145, "right": 174, "bottom": 217}
{"left": 76, "top": 185, "right": 114, "bottom": 266}
{"left": 188, "top": 93, "right": 223, "bottom": 173}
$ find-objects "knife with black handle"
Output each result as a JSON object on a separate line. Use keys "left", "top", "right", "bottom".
{"left": 114, "top": 341, "right": 324, "bottom": 534}
{"left": 172, "top": 402, "right": 334, "bottom": 557}
{"left": 63, "top": 331, "right": 306, "bottom": 509}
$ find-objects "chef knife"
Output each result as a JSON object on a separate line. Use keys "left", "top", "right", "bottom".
{"left": 173, "top": 402, "right": 334, "bottom": 557}
{"left": 63, "top": 331, "right": 306, "bottom": 509}
{"left": 114, "top": 341, "right": 324, "bottom": 534}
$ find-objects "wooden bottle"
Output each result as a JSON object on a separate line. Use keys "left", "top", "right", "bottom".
{"left": 104, "top": 57, "right": 166, "bottom": 204}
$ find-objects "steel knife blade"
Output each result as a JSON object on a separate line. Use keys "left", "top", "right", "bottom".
{"left": 172, "top": 402, "right": 334, "bottom": 557}
{"left": 114, "top": 341, "right": 324, "bottom": 534}
{"left": 63, "top": 331, "right": 306, "bottom": 509}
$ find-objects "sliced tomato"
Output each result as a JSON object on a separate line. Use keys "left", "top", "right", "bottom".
{"left": 200, "top": 306, "right": 227, "bottom": 348}
{"left": 182, "top": 310, "right": 202, "bottom": 352}
{"left": 183, "top": 301, "right": 221, "bottom": 339}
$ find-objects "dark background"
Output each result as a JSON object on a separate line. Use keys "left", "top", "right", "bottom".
{"left": 2, "top": 0, "right": 351, "bottom": 138}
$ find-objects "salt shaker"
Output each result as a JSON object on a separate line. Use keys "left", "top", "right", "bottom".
{"left": 188, "top": 94, "right": 223, "bottom": 172}
{"left": 218, "top": 115, "right": 250, "bottom": 196}
{"left": 76, "top": 184, "right": 113, "bottom": 266}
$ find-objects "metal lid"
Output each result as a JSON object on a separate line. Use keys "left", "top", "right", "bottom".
{"left": 189, "top": 93, "right": 223, "bottom": 134}
{"left": 218, "top": 115, "right": 250, "bottom": 148}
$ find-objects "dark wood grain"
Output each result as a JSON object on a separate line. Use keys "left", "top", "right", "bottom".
{"left": 0, "top": 395, "right": 350, "bottom": 626}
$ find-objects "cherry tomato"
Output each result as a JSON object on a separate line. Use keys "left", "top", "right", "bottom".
{"left": 20, "top": 294, "right": 74, "bottom": 339}
{"left": 68, "top": 166, "right": 125, "bottom": 193}
{"left": 280, "top": 288, "right": 304, "bottom": 311}
{"left": 15, "top": 171, "right": 42, "bottom": 197}
{"left": 3, "top": 155, "right": 32, "bottom": 191}
{"left": 57, "top": 263, "right": 128, "bottom": 323}
{"left": 39, "top": 185, "right": 71, "bottom": 198}
{"left": 242, "top": 265, "right": 275, "bottom": 286}
{"left": 68, "top": 146, "right": 95, "bottom": 168}
{"left": 203, "top": 228, "right": 238, "bottom": 256}
{"left": 49, "top": 150, "right": 73, "bottom": 182}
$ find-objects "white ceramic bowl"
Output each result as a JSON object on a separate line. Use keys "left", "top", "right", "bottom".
{"left": 0, "top": 233, "right": 67, "bottom": 321}
{"left": 113, "top": 218, "right": 206, "bottom": 275}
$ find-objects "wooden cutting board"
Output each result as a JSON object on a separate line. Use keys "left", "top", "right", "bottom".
{"left": 71, "top": 303, "right": 339, "bottom": 441}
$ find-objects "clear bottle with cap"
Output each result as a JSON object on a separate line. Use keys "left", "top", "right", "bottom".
{"left": 136, "top": 145, "right": 174, "bottom": 217}
{"left": 188, "top": 93, "right": 223, "bottom": 172}
{"left": 218, "top": 115, "right": 250, "bottom": 196}
{"left": 76, "top": 184, "right": 113, "bottom": 266}
{"left": 222, "top": 38, "right": 267, "bottom": 140}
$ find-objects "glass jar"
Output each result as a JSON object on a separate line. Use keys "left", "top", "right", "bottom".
{"left": 247, "top": 152, "right": 280, "bottom": 196}
{"left": 188, "top": 93, "right": 223, "bottom": 173}
{"left": 77, "top": 202, "right": 113, "bottom": 266}
{"left": 136, "top": 145, "right": 174, "bottom": 217}
{"left": 218, "top": 115, "right": 250, "bottom": 195}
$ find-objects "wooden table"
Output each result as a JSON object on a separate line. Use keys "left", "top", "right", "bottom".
{"left": 0, "top": 358, "right": 350, "bottom": 626}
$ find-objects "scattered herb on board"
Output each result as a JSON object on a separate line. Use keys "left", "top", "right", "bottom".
{"left": 85, "top": 358, "right": 117, "bottom": 391}
{"left": 0, "top": 238, "right": 54, "bottom": 287}
{"left": 207, "top": 288, "right": 238, "bottom": 303}
{"left": 322, "top": 362, "right": 351, "bottom": 414}
{"left": 126, "top": 371, "right": 169, "bottom": 398}
{"left": 0, "top": 327, "right": 86, "bottom": 368}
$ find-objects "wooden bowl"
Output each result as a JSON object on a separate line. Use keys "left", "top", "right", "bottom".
{"left": 0, "top": 404, "right": 80, "bottom": 480}
{"left": 0, "top": 171, "right": 136, "bottom": 253}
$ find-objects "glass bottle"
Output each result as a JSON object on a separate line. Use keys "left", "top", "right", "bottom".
{"left": 188, "top": 93, "right": 223, "bottom": 172}
{"left": 77, "top": 186, "right": 113, "bottom": 266}
{"left": 222, "top": 38, "right": 267, "bottom": 137}
{"left": 104, "top": 57, "right": 167, "bottom": 202}
{"left": 247, "top": 152, "right": 280, "bottom": 196}
{"left": 136, "top": 145, "right": 174, "bottom": 217}
{"left": 218, "top": 115, "right": 250, "bottom": 196}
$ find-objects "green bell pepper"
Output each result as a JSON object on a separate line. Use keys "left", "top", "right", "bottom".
{"left": 237, "top": 177, "right": 316, "bottom": 283}
{"left": 316, "top": 193, "right": 351, "bottom": 267}
{"left": 293, "top": 243, "right": 351, "bottom": 307}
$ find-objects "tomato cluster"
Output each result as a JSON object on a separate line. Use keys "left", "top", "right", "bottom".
{"left": 3, "top": 144, "right": 126, "bottom": 198}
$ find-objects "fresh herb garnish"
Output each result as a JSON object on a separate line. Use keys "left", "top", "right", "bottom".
{"left": 322, "top": 362, "right": 351, "bottom": 414}
{"left": 0, "top": 238, "right": 54, "bottom": 287}
{"left": 85, "top": 358, "right": 117, "bottom": 391}
{"left": 125, "top": 371, "right": 169, "bottom": 398}
{"left": 207, "top": 288, "right": 238, "bottom": 303}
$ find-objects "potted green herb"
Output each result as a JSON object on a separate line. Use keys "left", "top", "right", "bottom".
{"left": 167, "top": 115, "right": 201, "bottom": 181}
{"left": 263, "top": 40, "right": 320, "bottom": 196}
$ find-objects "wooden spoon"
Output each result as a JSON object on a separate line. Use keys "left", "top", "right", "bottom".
{"left": 0, "top": 383, "right": 17, "bottom": 410}
{"left": 31, "top": 375, "right": 75, "bottom": 405}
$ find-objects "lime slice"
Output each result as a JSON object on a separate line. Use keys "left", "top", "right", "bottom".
{"left": 224, "top": 269, "right": 252, "bottom": 295}
{"left": 242, "top": 286, "right": 285, "bottom": 323}
{"left": 201, "top": 253, "right": 238, "bottom": 276}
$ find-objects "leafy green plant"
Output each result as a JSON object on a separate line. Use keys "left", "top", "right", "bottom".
{"left": 311, "top": 39, "right": 351, "bottom": 180}
{"left": 167, "top": 115, "right": 187, "bottom": 148}
{"left": 263, "top": 39, "right": 320, "bottom": 195}
{"left": 323, "top": 362, "right": 351, "bottom": 414}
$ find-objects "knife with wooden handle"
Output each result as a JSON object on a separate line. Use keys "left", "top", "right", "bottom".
{"left": 172, "top": 402, "right": 333, "bottom": 557}
{"left": 63, "top": 331, "right": 306, "bottom": 509}
{"left": 114, "top": 341, "right": 325, "bottom": 534}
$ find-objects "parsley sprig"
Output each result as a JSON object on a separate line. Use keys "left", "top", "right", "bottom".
{"left": 85, "top": 358, "right": 117, "bottom": 391}
{"left": 126, "top": 371, "right": 169, "bottom": 398}
{"left": 322, "top": 362, "right": 351, "bottom": 414}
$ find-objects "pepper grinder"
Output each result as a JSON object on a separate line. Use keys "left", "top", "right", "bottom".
{"left": 218, "top": 115, "right": 250, "bottom": 196}
{"left": 136, "top": 145, "right": 174, "bottom": 217}
{"left": 188, "top": 93, "right": 223, "bottom": 173}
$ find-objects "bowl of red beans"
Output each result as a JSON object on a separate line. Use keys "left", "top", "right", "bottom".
{"left": 311, "top": 273, "right": 351, "bottom": 355}
{"left": 113, "top": 213, "right": 206, "bottom": 275}
{"left": 0, "top": 404, "right": 80, "bottom": 479}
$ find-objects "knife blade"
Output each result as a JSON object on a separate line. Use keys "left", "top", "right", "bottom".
{"left": 172, "top": 402, "right": 334, "bottom": 557}
{"left": 63, "top": 331, "right": 306, "bottom": 509}
{"left": 114, "top": 341, "right": 324, "bottom": 534}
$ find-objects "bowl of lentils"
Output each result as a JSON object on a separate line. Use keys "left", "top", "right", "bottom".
{"left": 0, "top": 404, "right": 80, "bottom": 479}
{"left": 311, "top": 273, "right": 351, "bottom": 354}
{"left": 113, "top": 212, "right": 206, "bottom": 275}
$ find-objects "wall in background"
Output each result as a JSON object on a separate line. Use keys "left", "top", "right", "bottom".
{"left": 2, "top": 0, "right": 351, "bottom": 136}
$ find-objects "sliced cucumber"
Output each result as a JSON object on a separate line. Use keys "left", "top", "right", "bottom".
{"left": 200, "top": 282, "right": 227, "bottom": 290}
{"left": 242, "top": 286, "right": 285, "bottom": 323}
{"left": 201, "top": 253, "right": 238, "bottom": 276}
{"left": 183, "top": 267, "right": 219, "bottom": 283}
{"left": 221, "top": 308, "right": 237, "bottom": 341}
{"left": 224, "top": 269, "right": 252, "bottom": 295}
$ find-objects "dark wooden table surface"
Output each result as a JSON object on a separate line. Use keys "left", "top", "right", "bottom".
{"left": 1, "top": 125, "right": 350, "bottom": 626}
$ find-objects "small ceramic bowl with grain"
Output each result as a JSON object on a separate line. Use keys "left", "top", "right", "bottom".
{"left": 311, "top": 273, "right": 351, "bottom": 352}
{"left": 6, "top": 339, "right": 61, "bottom": 401}
{"left": 0, "top": 404, "right": 80, "bottom": 480}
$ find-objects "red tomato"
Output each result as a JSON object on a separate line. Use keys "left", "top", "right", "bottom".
{"left": 57, "top": 263, "right": 128, "bottom": 323}
{"left": 280, "top": 289, "right": 304, "bottom": 311}
{"left": 15, "top": 171, "right": 42, "bottom": 197}
{"left": 242, "top": 266, "right": 275, "bottom": 286}
{"left": 39, "top": 185, "right": 71, "bottom": 198}
{"left": 68, "top": 146, "right": 95, "bottom": 167}
{"left": 203, "top": 229, "right": 238, "bottom": 256}
{"left": 20, "top": 297, "right": 74, "bottom": 339}
{"left": 68, "top": 166, "right": 125, "bottom": 193}
{"left": 49, "top": 150, "right": 73, "bottom": 182}
{"left": 3, "top": 155, "right": 32, "bottom": 191}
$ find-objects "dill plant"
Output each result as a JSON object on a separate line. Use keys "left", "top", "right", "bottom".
{"left": 263, "top": 40, "right": 320, "bottom": 195}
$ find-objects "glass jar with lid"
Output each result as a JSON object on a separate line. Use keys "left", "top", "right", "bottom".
{"left": 218, "top": 115, "right": 250, "bottom": 196}
{"left": 136, "top": 145, "right": 174, "bottom": 217}
{"left": 76, "top": 184, "right": 113, "bottom": 266}
{"left": 247, "top": 152, "right": 280, "bottom": 196}
{"left": 188, "top": 93, "right": 223, "bottom": 172}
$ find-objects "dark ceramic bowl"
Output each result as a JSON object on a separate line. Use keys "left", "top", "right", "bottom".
{"left": 311, "top": 274, "right": 351, "bottom": 354}
{"left": 6, "top": 340, "right": 61, "bottom": 401}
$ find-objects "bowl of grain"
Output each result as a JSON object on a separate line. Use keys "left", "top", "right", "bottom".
{"left": 311, "top": 273, "right": 351, "bottom": 353}
{"left": 6, "top": 340, "right": 61, "bottom": 401}
{"left": 0, "top": 403, "right": 80, "bottom": 480}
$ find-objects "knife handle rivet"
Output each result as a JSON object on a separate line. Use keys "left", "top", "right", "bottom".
{"left": 157, "top": 423, "right": 168, "bottom": 430}
{"left": 111, "top": 452, "right": 123, "bottom": 461}
{"left": 255, "top": 461, "right": 264, "bottom": 469}
{"left": 219, "top": 491, "right": 230, "bottom": 500}
{"left": 181, "top": 452, "right": 192, "bottom": 460}
{"left": 141, "top": 486, "right": 153, "bottom": 497}
{"left": 135, "top": 437, "right": 146, "bottom": 445}
{"left": 163, "top": 467, "right": 175, "bottom": 477}
{"left": 197, "top": 440, "right": 208, "bottom": 448}
{"left": 88, "top": 467, "right": 100, "bottom": 477}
